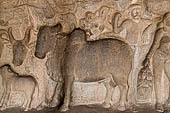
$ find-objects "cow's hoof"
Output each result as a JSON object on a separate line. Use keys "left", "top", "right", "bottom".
{"left": 59, "top": 105, "right": 69, "bottom": 112}
{"left": 165, "top": 100, "right": 170, "bottom": 108}
{"left": 117, "top": 105, "right": 126, "bottom": 111}
{"left": 156, "top": 103, "right": 164, "bottom": 112}
{"left": 102, "top": 102, "right": 111, "bottom": 108}
{"left": 24, "top": 109, "right": 29, "bottom": 111}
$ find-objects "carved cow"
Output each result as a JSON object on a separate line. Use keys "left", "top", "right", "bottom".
{"left": 7, "top": 27, "right": 32, "bottom": 66}
{"left": 34, "top": 24, "right": 133, "bottom": 111}
{"left": 35, "top": 24, "right": 67, "bottom": 82}
{"left": 0, "top": 64, "right": 37, "bottom": 111}
{"left": 60, "top": 29, "right": 133, "bottom": 111}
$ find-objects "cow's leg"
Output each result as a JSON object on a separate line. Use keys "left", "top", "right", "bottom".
{"left": 102, "top": 80, "right": 114, "bottom": 108}
{"left": 117, "top": 84, "right": 128, "bottom": 111}
{"left": 25, "top": 97, "right": 31, "bottom": 111}
{"left": 0, "top": 84, "right": 6, "bottom": 107}
{"left": 164, "top": 59, "right": 170, "bottom": 107}
{"left": 24, "top": 92, "right": 32, "bottom": 111}
{"left": 59, "top": 75, "right": 74, "bottom": 112}
{"left": 23, "top": 95, "right": 28, "bottom": 109}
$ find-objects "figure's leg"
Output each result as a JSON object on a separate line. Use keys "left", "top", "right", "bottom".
{"left": 153, "top": 55, "right": 165, "bottom": 112}
{"left": 130, "top": 47, "right": 141, "bottom": 106}
{"left": 117, "top": 84, "right": 128, "bottom": 111}
{"left": 59, "top": 75, "right": 74, "bottom": 112}
{"left": 164, "top": 59, "right": 170, "bottom": 107}
{"left": 102, "top": 79, "right": 114, "bottom": 108}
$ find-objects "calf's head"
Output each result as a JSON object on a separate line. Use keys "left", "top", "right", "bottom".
{"left": 0, "top": 64, "right": 15, "bottom": 78}
{"left": 35, "top": 24, "right": 62, "bottom": 59}
{"left": 8, "top": 27, "right": 31, "bottom": 66}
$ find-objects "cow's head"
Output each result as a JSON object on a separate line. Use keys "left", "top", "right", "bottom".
{"left": 8, "top": 27, "right": 31, "bottom": 66}
{"left": 35, "top": 24, "right": 63, "bottom": 59}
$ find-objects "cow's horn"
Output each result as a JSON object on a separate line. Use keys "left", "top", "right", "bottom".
{"left": 8, "top": 27, "right": 16, "bottom": 44}
{"left": 23, "top": 26, "right": 31, "bottom": 45}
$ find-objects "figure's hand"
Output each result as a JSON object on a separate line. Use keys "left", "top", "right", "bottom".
{"left": 142, "top": 57, "right": 150, "bottom": 67}
{"left": 115, "top": 12, "right": 122, "bottom": 18}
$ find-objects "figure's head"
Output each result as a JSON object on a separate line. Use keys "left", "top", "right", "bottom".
{"left": 159, "top": 36, "right": 170, "bottom": 49}
{"left": 35, "top": 24, "right": 62, "bottom": 59}
{"left": 129, "top": 4, "right": 142, "bottom": 21}
{"left": 86, "top": 12, "right": 95, "bottom": 20}
{"left": 163, "top": 12, "right": 170, "bottom": 28}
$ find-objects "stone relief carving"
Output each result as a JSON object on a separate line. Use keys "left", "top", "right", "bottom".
{"left": 142, "top": 12, "right": 170, "bottom": 112}
{"left": 0, "top": 27, "right": 34, "bottom": 66}
{"left": 0, "top": 64, "right": 38, "bottom": 111}
{"left": 137, "top": 65, "right": 153, "bottom": 103}
{"left": 35, "top": 24, "right": 66, "bottom": 81}
{"left": 59, "top": 29, "right": 133, "bottom": 111}
{"left": 7, "top": 27, "right": 32, "bottom": 66}
{"left": 79, "top": 6, "right": 116, "bottom": 40}
{"left": 34, "top": 24, "right": 65, "bottom": 107}
{"left": 1, "top": 0, "right": 170, "bottom": 113}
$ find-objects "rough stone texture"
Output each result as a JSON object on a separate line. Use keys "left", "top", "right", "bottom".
{"left": 1, "top": 0, "right": 170, "bottom": 113}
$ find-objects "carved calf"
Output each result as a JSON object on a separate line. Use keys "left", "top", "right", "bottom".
{"left": 0, "top": 64, "right": 37, "bottom": 111}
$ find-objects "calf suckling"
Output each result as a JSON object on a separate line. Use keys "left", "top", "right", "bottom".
{"left": 0, "top": 64, "right": 38, "bottom": 111}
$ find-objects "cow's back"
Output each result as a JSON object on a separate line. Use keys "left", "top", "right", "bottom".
{"left": 65, "top": 38, "right": 132, "bottom": 83}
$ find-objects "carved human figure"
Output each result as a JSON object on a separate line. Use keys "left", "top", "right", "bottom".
{"left": 113, "top": 4, "right": 154, "bottom": 106}
{"left": 113, "top": 4, "right": 143, "bottom": 45}
{"left": 143, "top": 12, "right": 170, "bottom": 112}
{"left": 0, "top": 64, "right": 38, "bottom": 111}
{"left": 79, "top": 6, "right": 115, "bottom": 40}
{"left": 59, "top": 29, "right": 133, "bottom": 112}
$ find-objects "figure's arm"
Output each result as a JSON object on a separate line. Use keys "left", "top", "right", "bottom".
{"left": 112, "top": 12, "right": 125, "bottom": 33}
{"left": 143, "top": 28, "right": 164, "bottom": 66}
